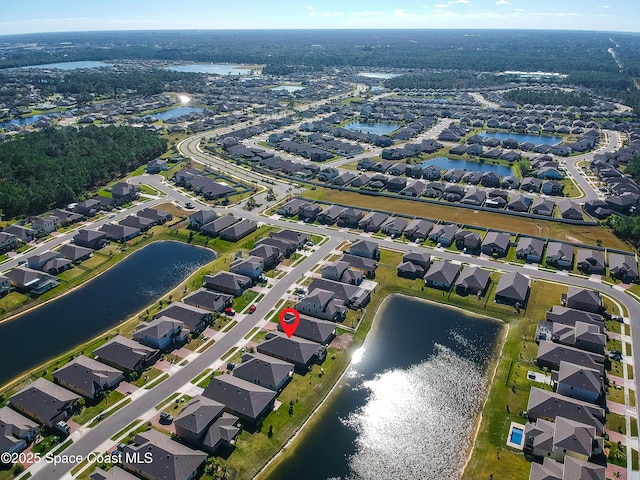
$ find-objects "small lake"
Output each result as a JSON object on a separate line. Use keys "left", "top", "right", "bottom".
{"left": 142, "top": 106, "right": 204, "bottom": 121}
{"left": 358, "top": 72, "right": 399, "bottom": 80}
{"left": 421, "top": 157, "right": 514, "bottom": 176}
{"left": 0, "top": 241, "right": 214, "bottom": 387}
{"left": 344, "top": 121, "right": 400, "bottom": 136}
{"left": 168, "top": 64, "right": 251, "bottom": 75}
{"left": 480, "top": 131, "right": 563, "bottom": 146}
{"left": 0, "top": 113, "right": 53, "bottom": 129}
{"left": 22, "top": 61, "right": 109, "bottom": 70}
{"left": 267, "top": 295, "right": 502, "bottom": 480}
{"left": 271, "top": 85, "right": 305, "bottom": 93}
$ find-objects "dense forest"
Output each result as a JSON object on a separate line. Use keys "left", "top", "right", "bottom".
{"left": 383, "top": 71, "right": 503, "bottom": 90}
{"left": 609, "top": 216, "right": 640, "bottom": 248}
{"left": 502, "top": 88, "right": 594, "bottom": 107}
{"left": 0, "top": 126, "right": 166, "bottom": 218}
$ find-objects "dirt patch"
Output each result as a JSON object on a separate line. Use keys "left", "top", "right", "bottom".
{"left": 330, "top": 332, "right": 354, "bottom": 351}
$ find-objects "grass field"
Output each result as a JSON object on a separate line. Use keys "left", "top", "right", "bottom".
{"left": 303, "top": 187, "right": 631, "bottom": 250}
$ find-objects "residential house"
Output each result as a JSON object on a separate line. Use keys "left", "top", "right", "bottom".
{"left": 183, "top": 288, "right": 233, "bottom": 313}
{"left": 202, "top": 374, "right": 277, "bottom": 422}
{"left": 402, "top": 252, "right": 431, "bottom": 270}
{"left": 156, "top": 302, "right": 211, "bottom": 333}
{"left": 200, "top": 215, "right": 238, "bottom": 237}
{"left": 358, "top": 212, "right": 389, "bottom": 233}
{"left": 270, "top": 229, "right": 309, "bottom": 247}
{"left": 298, "top": 203, "right": 323, "bottom": 222}
{"left": 507, "top": 194, "right": 531, "bottom": 212}
{"left": 121, "top": 429, "right": 207, "bottom": 480}
{"left": 257, "top": 332, "right": 326, "bottom": 373}
{"left": 4, "top": 225, "right": 37, "bottom": 243}
{"left": 278, "top": 316, "right": 336, "bottom": 345}
{"left": 423, "top": 261, "right": 460, "bottom": 290}
{"left": 307, "top": 277, "right": 371, "bottom": 308}
{"left": 189, "top": 210, "right": 218, "bottom": 230}
{"left": 535, "top": 341, "right": 604, "bottom": 373}
{"left": 133, "top": 317, "right": 186, "bottom": 350}
{"left": 202, "top": 271, "right": 252, "bottom": 296}
{"left": 322, "top": 261, "right": 363, "bottom": 285}
{"left": 295, "top": 288, "right": 348, "bottom": 321}
{"left": 404, "top": 219, "right": 434, "bottom": 241}
{"left": 386, "top": 177, "right": 407, "bottom": 192}
{"left": 58, "top": 244, "right": 93, "bottom": 263}
{"left": 528, "top": 457, "right": 605, "bottom": 480}
{"left": 73, "top": 229, "right": 107, "bottom": 250}
{"left": 99, "top": 224, "right": 140, "bottom": 242}
{"left": 516, "top": 237, "right": 545, "bottom": 263}
{"left": 576, "top": 249, "right": 606, "bottom": 275}
{"left": 9, "top": 378, "right": 80, "bottom": 428}
{"left": 256, "top": 237, "right": 297, "bottom": 257}
{"left": 545, "top": 242, "right": 574, "bottom": 269}
{"left": 556, "top": 361, "right": 603, "bottom": 404}
{"left": 111, "top": 182, "right": 138, "bottom": 203}
{"left": 0, "top": 232, "right": 18, "bottom": 253}
{"left": 455, "top": 230, "right": 482, "bottom": 252}
{"left": 565, "top": 287, "right": 602, "bottom": 314}
{"left": 146, "top": 158, "right": 168, "bottom": 173}
{"left": 546, "top": 306, "right": 603, "bottom": 329}
{"left": 90, "top": 467, "right": 139, "bottom": 480}
{"left": 460, "top": 189, "right": 486, "bottom": 206}
{"left": 340, "top": 254, "right": 377, "bottom": 278}
{"left": 524, "top": 416, "right": 601, "bottom": 463}
{"left": 428, "top": 224, "right": 458, "bottom": 247}
{"left": 51, "top": 209, "right": 82, "bottom": 226}
{"left": 52, "top": 355, "right": 123, "bottom": 399}
{"left": 381, "top": 217, "right": 409, "bottom": 237}
{"left": 229, "top": 256, "right": 264, "bottom": 280}
{"left": 349, "top": 239, "right": 380, "bottom": 260}
{"left": 73, "top": 199, "right": 102, "bottom": 217}
{"left": 119, "top": 215, "right": 154, "bottom": 232}
{"left": 174, "top": 395, "right": 240, "bottom": 455}
{"left": 558, "top": 200, "right": 583, "bottom": 220}
{"left": 521, "top": 177, "right": 542, "bottom": 193}
{"left": 219, "top": 219, "right": 258, "bottom": 242}
{"left": 0, "top": 275, "right": 10, "bottom": 297}
{"left": 495, "top": 272, "right": 530, "bottom": 306}
{"left": 233, "top": 352, "right": 294, "bottom": 392}
{"left": 609, "top": 253, "right": 639, "bottom": 283}
{"left": 526, "top": 387, "right": 605, "bottom": 434}
{"left": 6, "top": 266, "right": 60, "bottom": 295}
{"left": 455, "top": 266, "right": 490, "bottom": 296}
{"left": 249, "top": 244, "right": 282, "bottom": 270}
{"left": 92, "top": 335, "right": 159, "bottom": 373}
{"left": 316, "top": 205, "right": 345, "bottom": 225}
{"left": 31, "top": 216, "right": 58, "bottom": 234}
{"left": 277, "top": 199, "right": 308, "bottom": 217}
{"left": 0, "top": 406, "right": 39, "bottom": 455}
{"left": 542, "top": 180, "right": 564, "bottom": 196}
{"left": 337, "top": 208, "right": 365, "bottom": 227}
{"left": 481, "top": 231, "right": 511, "bottom": 257}
{"left": 531, "top": 198, "right": 555, "bottom": 217}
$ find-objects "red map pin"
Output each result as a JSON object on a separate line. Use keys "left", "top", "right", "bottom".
{"left": 279, "top": 308, "right": 301, "bottom": 338}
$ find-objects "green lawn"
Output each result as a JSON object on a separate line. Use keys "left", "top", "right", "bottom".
{"left": 74, "top": 391, "right": 126, "bottom": 425}
{"left": 234, "top": 289, "right": 259, "bottom": 312}
{"left": 607, "top": 413, "right": 627, "bottom": 435}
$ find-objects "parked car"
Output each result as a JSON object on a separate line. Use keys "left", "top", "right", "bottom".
{"left": 223, "top": 307, "right": 236, "bottom": 316}
{"left": 248, "top": 305, "right": 256, "bottom": 314}
{"left": 56, "top": 421, "right": 70, "bottom": 434}
{"left": 159, "top": 412, "right": 174, "bottom": 424}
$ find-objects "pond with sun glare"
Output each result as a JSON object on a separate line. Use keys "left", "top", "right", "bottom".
{"left": 266, "top": 294, "right": 503, "bottom": 480}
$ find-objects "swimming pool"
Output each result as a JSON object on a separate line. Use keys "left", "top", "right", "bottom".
{"left": 506, "top": 422, "right": 526, "bottom": 450}
{"left": 510, "top": 427, "right": 524, "bottom": 444}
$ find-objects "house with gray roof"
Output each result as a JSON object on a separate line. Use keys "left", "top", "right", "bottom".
{"left": 52, "top": 355, "right": 123, "bottom": 399}
{"left": 92, "top": 335, "right": 159, "bottom": 373}
{"left": 455, "top": 266, "right": 491, "bottom": 296}
{"left": 58, "top": 244, "right": 93, "bottom": 263}
{"left": 137, "top": 207, "right": 172, "bottom": 225}
{"left": 256, "top": 236, "right": 297, "bottom": 257}
{"left": 558, "top": 200, "right": 583, "bottom": 220}
{"left": 200, "top": 215, "right": 238, "bottom": 237}
{"left": 6, "top": 266, "right": 60, "bottom": 295}
{"left": 556, "top": 361, "right": 603, "bottom": 404}
{"left": 122, "top": 429, "right": 207, "bottom": 480}
{"left": 397, "top": 261, "right": 425, "bottom": 279}
{"left": 72, "top": 229, "right": 107, "bottom": 250}
{"left": 99, "top": 223, "right": 140, "bottom": 242}
{"left": 546, "top": 306, "right": 603, "bottom": 328}
{"left": 564, "top": 287, "right": 602, "bottom": 314}
{"left": 203, "top": 374, "right": 276, "bottom": 422}
{"left": 90, "top": 466, "right": 139, "bottom": 480}
{"left": 182, "top": 288, "right": 232, "bottom": 313}
{"left": 357, "top": 212, "right": 388, "bottom": 233}
{"left": 402, "top": 252, "right": 431, "bottom": 270}
{"left": 460, "top": 189, "right": 486, "bottom": 206}
{"left": 337, "top": 208, "right": 365, "bottom": 227}
{"left": 562, "top": 456, "right": 606, "bottom": 480}
{"left": 298, "top": 203, "right": 323, "bottom": 222}
{"left": 349, "top": 239, "right": 380, "bottom": 260}
{"left": 455, "top": 230, "right": 482, "bottom": 252}
{"left": 233, "top": 352, "right": 294, "bottom": 392}
{"left": 249, "top": 244, "right": 282, "bottom": 269}
{"left": 428, "top": 224, "right": 458, "bottom": 247}
{"left": 423, "top": 261, "right": 459, "bottom": 290}
{"left": 609, "top": 253, "right": 639, "bottom": 283}
{"left": 133, "top": 317, "right": 186, "bottom": 350}
{"left": 576, "top": 249, "right": 605, "bottom": 275}
{"left": 220, "top": 219, "right": 258, "bottom": 242}
{"left": 381, "top": 217, "right": 409, "bottom": 237}
{"left": 202, "top": 271, "right": 252, "bottom": 296}
{"left": 119, "top": 215, "right": 154, "bottom": 232}
{"left": 528, "top": 457, "right": 564, "bottom": 480}
{"left": 155, "top": 302, "right": 211, "bottom": 333}
{"left": 507, "top": 194, "right": 532, "bottom": 212}
{"left": 516, "top": 237, "right": 545, "bottom": 263}
{"left": 404, "top": 219, "right": 434, "bottom": 241}
{"left": 229, "top": 256, "right": 264, "bottom": 280}
{"left": 316, "top": 205, "right": 345, "bottom": 225}
{"left": 341, "top": 253, "right": 377, "bottom": 278}
{"left": 279, "top": 315, "right": 336, "bottom": 345}
{"left": 545, "top": 242, "right": 574, "bottom": 269}
{"left": 524, "top": 416, "right": 601, "bottom": 463}
{"left": 495, "top": 271, "right": 530, "bottom": 306}
{"left": 257, "top": 332, "right": 326, "bottom": 373}
{"left": 321, "top": 260, "right": 363, "bottom": 285}
{"left": 551, "top": 321, "right": 605, "bottom": 355}
{"left": 270, "top": 229, "right": 309, "bottom": 247}
{"left": 535, "top": 341, "right": 604, "bottom": 374}
{"left": 308, "top": 277, "right": 371, "bottom": 308}
{"left": 531, "top": 197, "right": 555, "bottom": 217}
{"left": 526, "top": 387, "right": 605, "bottom": 434}
{"left": 296, "top": 288, "right": 347, "bottom": 321}
{"left": 0, "top": 406, "right": 39, "bottom": 455}
{"left": 9, "top": 378, "right": 80, "bottom": 428}
{"left": 174, "top": 395, "right": 239, "bottom": 455}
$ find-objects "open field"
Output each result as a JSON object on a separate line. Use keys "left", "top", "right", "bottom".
{"left": 303, "top": 187, "right": 630, "bottom": 250}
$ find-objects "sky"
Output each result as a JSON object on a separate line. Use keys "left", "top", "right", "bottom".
{"left": 1, "top": 0, "right": 638, "bottom": 35}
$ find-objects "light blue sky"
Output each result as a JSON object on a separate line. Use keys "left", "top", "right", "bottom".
{"left": 2, "top": 0, "right": 637, "bottom": 35}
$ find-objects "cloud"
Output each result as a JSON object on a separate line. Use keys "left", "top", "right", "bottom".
{"left": 434, "top": 3, "right": 449, "bottom": 7}
{"left": 350, "top": 11, "right": 385, "bottom": 17}
{"left": 496, "top": 0, "right": 509, "bottom": 4}
{"left": 453, "top": 0, "right": 470, "bottom": 3}
{"left": 321, "top": 11, "right": 344, "bottom": 17}
{"left": 598, "top": 4, "right": 612, "bottom": 8}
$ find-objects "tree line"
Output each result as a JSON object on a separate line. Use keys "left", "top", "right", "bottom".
{"left": 502, "top": 88, "right": 594, "bottom": 108}
{"left": 0, "top": 126, "right": 166, "bottom": 218}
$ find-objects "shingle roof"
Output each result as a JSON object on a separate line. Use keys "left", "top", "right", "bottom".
{"left": 52, "top": 355, "right": 122, "bottom": 398}
{"left": 495, "top": 271, "right": 530, "bottom": 303}
{"left": 9, "top": 378, "right": 80, "bottom": 425}
{"left": 202, "top": 374, "right": 276, "bottom": 421}
{"left": 257, "top": 332, "right": 324, "bottom": 366}
{"left": 233, "top": 353, "right": 294, "bottom": 391}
